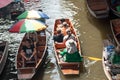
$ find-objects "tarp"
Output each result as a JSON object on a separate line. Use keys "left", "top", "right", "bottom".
{"left": 0, "top": 0, "right": 12, "bottom": 8}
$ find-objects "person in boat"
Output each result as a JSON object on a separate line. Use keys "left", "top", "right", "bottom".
{"left": 105, "top": 45, "right": 120, "bottom": 74}
{"left": 63, "top": 28, "right": 76, "bottom": 42}
{"left": 20, "top": 39, "right": 37, "bottom": 65}
{"left": 109, "top": 45, "right": 120, "bottom": 66}
{"left": 57, "top": 22, "right": 70, "bottom": 36}
{"left": 57, "top": 39, "right": 83, "bottom": 62}
{"left": 26, "top": 32, "right": 37, "bottom": 48}
{"left": 59, "top": 18, "right": 66, "bottom": 24}
{"left": 53, "top": 29, "right": 64, "bottom": 43}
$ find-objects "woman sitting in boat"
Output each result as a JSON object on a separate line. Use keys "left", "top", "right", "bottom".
{"left": 57, "top": 22, "right": 70, "bottom": 36}
{"left": 20, "top": 39, "right": 37, "bottom": 66}
{"left": 57, "top": 39, "right": 83, "bottom": 62}
{"left": 63, "top": 28, "right": 77, "bottom": 42}
{"left": 53, "top": 29, "right": 64, "bottom": 43}
{"left": 27, "top": 32, "right": 37, "bottom": 48}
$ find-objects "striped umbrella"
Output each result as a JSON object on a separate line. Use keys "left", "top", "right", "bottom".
{"left": 9, "top": 19, "right": 47, "bottom": 33}
{"left": 17, "top": 10, "right": 49, "bottom": 19}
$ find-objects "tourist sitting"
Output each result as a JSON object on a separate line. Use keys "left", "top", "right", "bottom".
{"left": 58, "top": 22, "right": 70, "bottom": 36}
{"left": 105, "top": 45, "right": 120, "bottom": 74}
{"left": 57, "top": 39, "right": 83, "bottom": 62}
{"left": 109, "top": 45, "right": 120, "bottom": 66}
{"left": 63, "top": 28, "right": 77, "bottom": 42}
{"left": 58, "top": 18, "right": 66, "bottom": 24}
{"left": 20, "top": 39, "right": 37, "bottom": 66}
{"left": 27, "top": 32, "right": 37, "bottom": 48}
{"left": 53, "top": 29, "right": 64, "bottom": 43}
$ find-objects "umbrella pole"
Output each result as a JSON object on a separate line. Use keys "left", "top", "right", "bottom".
{"left": 46, "top": 29, "right": 52, "bottom": 35}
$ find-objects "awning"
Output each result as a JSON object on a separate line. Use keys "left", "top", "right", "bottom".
{"left": 0, "top": 0, "right": 12, "bottom": 8}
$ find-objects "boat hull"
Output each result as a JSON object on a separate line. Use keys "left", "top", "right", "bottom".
{"left": 86, "top": 0, "right": 109, "bottom": 19}
{"left": 0, "top": 41, "right": 9, "bottom": 75}
{"left": 53, "top": 19, "right": 83, "bottom": 76}
{"left": 16, "top": 30, "right": 48, "bottom": 80}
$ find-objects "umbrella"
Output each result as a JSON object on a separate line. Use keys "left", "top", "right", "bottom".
{"left": 9, "top": 19, "right": 47, "bottom": 33}
{"left": 17, "top": 10, "right": 49, "bottom": 19}
{"left": 0, "top": 0, "right": 12, "bottom": 8}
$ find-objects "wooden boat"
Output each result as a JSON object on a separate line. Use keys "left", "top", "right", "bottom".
{"left": 16, "top": 30, "right": 48, "bottom": 80}
{"left": 0, "top": 41, "right": 9, "bottom": 75}
{"left": 102, "top": 39, "right": 120, "bottom": 80}
{"left": 53, "top": 19, "right": 83, "bottom": 75}
{"left": 86, "top": 0, "right": 109, "bottom": 19}
{"left": 110, "top": 18, "right": 120, "bottom": 45}
{"left": 110, "top": 0, "right": 120, "bottom": 17}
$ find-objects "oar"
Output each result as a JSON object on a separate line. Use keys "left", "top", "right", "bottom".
{"left": 82, "top": 56, "right": 102, "bottom": 61}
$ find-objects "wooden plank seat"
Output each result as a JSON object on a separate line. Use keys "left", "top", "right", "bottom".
{"left": 59, "top": 62, "right": 80, "bottom": 75}
{"left": 18, "top": 67, "right": 35, "bottom": 79}
{"left": 61, "top": 69, "right": 79, "bottom": 75}
{"left": 59, "top": 62, "right": 80, "bottom": 69}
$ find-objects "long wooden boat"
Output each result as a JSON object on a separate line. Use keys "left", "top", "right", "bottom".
{"left": 0, "top": 41, "right": 9, "bottom": 75}
{"left": 86, "top": 0, "right": 109, "bottom": 19}
{"left": 102, "top": 39, "right": 120, "bottom": 80}
{"left": 110, "top": 18, "right": 120, "bottom": 45}
{"left": 53, "top": 19, "right": 83, "bottom": 75}
{"left": 110, "top": 0, "right": 120, "bottom": 17}
{"left": 16, "top": 30, "right": 48, "bottom": 80}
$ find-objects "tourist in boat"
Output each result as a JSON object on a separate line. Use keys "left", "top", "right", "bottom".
{"left": 53, "top": 29, "right": 64, "bottom": 43}
{"left": 109, "top": 45, "right": 120, "bottom": 66}
{"left": 57, "top": 39, "right": 82, "bottom": 62}
{"left": 63, "top": 28, "right": 76, "bottom": 42}
{"left": 26, "top": 32, "right": 37, "bottom": 48}
{"left": 20, "top": 39, "right": 37, "bottom": 66}
{"left": 59, "top": 18, "right": 66, "bottom": 24}
{"left": 105, "top": 45, "right": 120, "bottom": 74}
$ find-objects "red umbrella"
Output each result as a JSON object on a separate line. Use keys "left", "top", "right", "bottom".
{"left": 9, "top": 19, "right": 47, "bottom": 33}
{"left": 0, "top": 0, "right": 12, "bottom": 8}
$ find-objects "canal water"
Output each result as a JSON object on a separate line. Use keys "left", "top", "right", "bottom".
{"left": 0, "top": 0, "right": 112, "bottom": 80}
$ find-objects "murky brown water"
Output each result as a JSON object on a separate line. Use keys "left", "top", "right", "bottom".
{"left": 0, "top": 0, "right": 112, "bottom": 80}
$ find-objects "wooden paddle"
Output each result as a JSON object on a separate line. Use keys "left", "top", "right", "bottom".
{"left": 82, "top": 56, "right": 102, "bottom": 61}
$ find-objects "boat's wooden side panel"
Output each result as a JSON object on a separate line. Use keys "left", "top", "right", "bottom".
{"left": 18, "top": 67, "right": 35, "bottom": 79}
{"left": 0, "top": 41, "right": 9, "bottom": 75}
